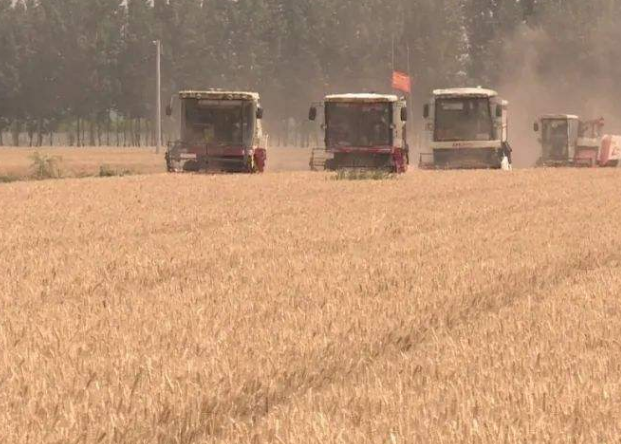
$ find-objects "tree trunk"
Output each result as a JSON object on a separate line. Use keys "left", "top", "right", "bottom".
{"left": 97, "top": 118, "right": 101, "bottom": 146}
{"left": 106, "top": 118, "right": 111, "bottom": 147}
{"left": 145, "top": 119, "right": 151, "bottom": 146}
{"left": 128, "top": 118, "right": 133, "bottom": 147}
{"left": 132, "top": 118, "right": 137, "bottom": 147}
{"left": 136, "top": 118, "right": 141, "bottom": 147}
{"left": 12, "top": 121, "right": 20, "bottom": 147}
{"left": 82, "top": 117, "right": 86, "bottom": 147}
{"left": 123, "top": 119, "right": 128, "bottom": 147}
{"left": 76, "top": 117, "right": 81, "bottom": 147}
{"left": 28, "top": 123, "right": 34, "bottom": 147}
{"left": 37, "top": 118, "right": 43, "bottom": 147}
{"left": 89, "top": 118, "right": 95, "bottom": 146}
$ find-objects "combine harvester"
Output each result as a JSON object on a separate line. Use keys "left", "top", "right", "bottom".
{"left": 533, "top": 115, "right": 621, "bottom": 167}
{"left": 308, "top": 93, "right": 409, "bottom": 173}
{"left": 419, "top": 87, "right": 512, "bottom": 170}
{"left": 165, "top": 90, "right": 267, "bottom": 173}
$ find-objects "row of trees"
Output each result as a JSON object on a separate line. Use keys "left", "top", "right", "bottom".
{"left": 1, "top": 0, "right": 620, "bottom": 147}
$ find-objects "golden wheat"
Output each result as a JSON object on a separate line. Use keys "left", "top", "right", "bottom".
{"left": 0, "top": 146, "right": 311, "bottom": 179}
{"left": 1, "top": 168, "right": 620, "bottom": 443}
{"left": 0, "top": 147, "right": 165, "bottom": 177}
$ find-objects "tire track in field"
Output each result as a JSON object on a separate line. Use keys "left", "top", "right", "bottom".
{"left": 157, "top": 243, "right": 621, "bottom": 444}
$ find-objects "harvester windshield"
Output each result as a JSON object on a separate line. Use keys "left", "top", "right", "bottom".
{"left": 541, "top": 119, "right": 569, "bottom": 159}
{"left": 435, "top": 98, "right": 493, "bottom": 142}
{"left": 542, "top": 119, "right": 568, "bottom": 144}
{"left": 325, "top": 102, "right": 392, "bottom": 148}
{"left": 183, "top": 99, "right": 254, "bottom": 147}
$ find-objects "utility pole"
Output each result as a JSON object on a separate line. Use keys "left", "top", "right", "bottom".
{"left": 406, "top": 41, "right": 412, "bottom": 151}
{"left": 154, "top": 40, "right": 162, "bottom": 154}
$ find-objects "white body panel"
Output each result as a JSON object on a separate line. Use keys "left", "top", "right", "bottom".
{"left": 432, "top": 140, "right": 502, "bottom": 149}
{"left": 577, "top": 137, "right": 599, "bottom": 149}
{"left": 420, "top": 88, "right": 509, "bottom": 169}
{"left": 600, "top": 135, "right": 621, "bottom": 167}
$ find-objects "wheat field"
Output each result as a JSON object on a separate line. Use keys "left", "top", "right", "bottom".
{"left": 0, "top": 146, "right": 312, "bottom": 179}
{"left": 0, "top": 147, "right": 166, "bottom": 178}
{"left": 1, "top": 168, "right": 621, "bottom": 443}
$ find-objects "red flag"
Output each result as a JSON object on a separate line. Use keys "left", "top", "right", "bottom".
{"left": 392, "top": 71, "right": 411, "bottom": 93}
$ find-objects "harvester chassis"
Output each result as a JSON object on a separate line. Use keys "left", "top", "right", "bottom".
{"left": 418, "top": 150, "right": 508, "bottom": 170}
{"left": 166, "top": 141, "right": 258, "bottom": 174}
{"left": 535, "top": 158, "right": 597, "bottom": 168}
{"left": 310, "top": 147, "right": 406, "bottom": 173}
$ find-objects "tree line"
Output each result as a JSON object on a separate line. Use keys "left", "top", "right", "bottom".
{"left": 1, "top": 0, "right": 620, "bottom": 147}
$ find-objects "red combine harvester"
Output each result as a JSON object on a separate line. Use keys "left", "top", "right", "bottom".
{"left": 165, "top": 90, "right": 267, "bottom": 173}
{"left": 308, "top": 93, "right": 409, "bottom": 173}
{"left": 534, "top": 115, "right": 621, "bottom": 167}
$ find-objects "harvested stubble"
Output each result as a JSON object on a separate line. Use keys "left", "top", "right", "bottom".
{"left": 1, "top": 169, "right": 621, "bottom": 444}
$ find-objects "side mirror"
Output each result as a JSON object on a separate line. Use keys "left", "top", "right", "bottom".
{"left": 309, "top": 106, "right": 317, "bottom": 121}
{"left": 423, "top": 104, "right": 429, "bottom": 119}
{"left": 533, "top": 122, "right": 539, "bottom": 132}
{"left": 165, "top": 105, "right": 172, "bottom": 117}
{"left": 256, "top": 107, "right": 264, "bottom": 119}
{"left": 401, "top": 107, "right": 408, "bottom": 122}
{"left": 496, "top": 106, "right": 503, "bottom": 118}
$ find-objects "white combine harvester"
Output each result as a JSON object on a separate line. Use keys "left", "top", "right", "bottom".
{"left": 419, "top": 87, "right": 512, "bottom": 170}
{"left": 165, "top": 90, "right": 268, "bottom": 174}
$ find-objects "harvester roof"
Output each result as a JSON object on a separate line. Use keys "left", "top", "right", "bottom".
{"left": 178, "top": 90, "right": 260, "bottom": 101}
{"left": 433, "top": 87, "right": 498, "bottom": 98}
{"left": 540, "top": 114, "right": 579, "bottom": 120}
{"left": 325, "top": 93, "right": 400, "bottom": 103}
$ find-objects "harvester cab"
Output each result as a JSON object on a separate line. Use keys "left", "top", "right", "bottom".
{"left": 534, "top": 115, "right": 604, "bottom": 167}
{"left": 165, "top": 90, "right": 267, "bottom": 173}
{"left": 308, "top": 93, "right": 409, "bottom": 173}
{"left": 419, "top": 88, "right": 511, "bottom": 170}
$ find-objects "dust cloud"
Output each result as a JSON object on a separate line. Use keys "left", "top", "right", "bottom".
{"left": 498, "top": 24, "right": 621, "bottom": 168}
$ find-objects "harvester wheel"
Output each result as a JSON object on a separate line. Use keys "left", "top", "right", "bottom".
{"left": 253, "top": 149, "right": 267, "bottom": 173}
{"left": 183, "top": 160, "right": 200, "bottom": 172}
{"left": 165, "top": 153, "right": 173, "bottom": 172}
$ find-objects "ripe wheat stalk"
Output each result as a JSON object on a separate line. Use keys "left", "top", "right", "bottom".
{"left": 1, "top": 168, "right": 620, "bottom": 443}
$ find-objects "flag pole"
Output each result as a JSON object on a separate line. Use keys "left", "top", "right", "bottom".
{"left": 391, "top": 32, "right": 396, "bottom": 80}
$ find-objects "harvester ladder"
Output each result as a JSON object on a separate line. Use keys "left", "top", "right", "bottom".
{"left": 418, "top": 152, "right": 436, "bottom": 170}
{"left": 310, "top": 147, "right": 330, "bottom": 171}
